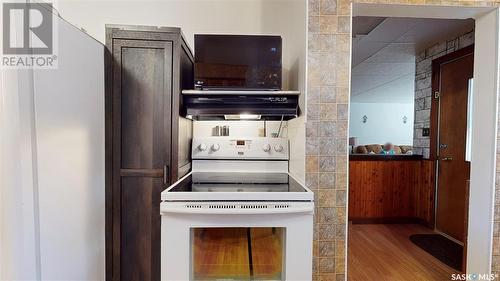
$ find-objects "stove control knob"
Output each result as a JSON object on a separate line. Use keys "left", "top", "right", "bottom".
{"left": 198, "top": 144, "right": 207, "bottom": 151}
{"left": 262, "top": 144, "right": 271, "bottom": 152}
{"left": 211, "top": 144, "right": 220, "bottom": 152}
{"left": 274, "top": 144, "right": 284, "bottom": 152}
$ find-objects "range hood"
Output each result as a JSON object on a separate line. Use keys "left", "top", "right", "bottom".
{"left": 181, "top": 90, "right": 300, "bottom": 120}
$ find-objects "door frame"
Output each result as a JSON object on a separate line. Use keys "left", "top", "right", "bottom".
{"left": 350, "top": 4, "right": 500, "bottom": 275}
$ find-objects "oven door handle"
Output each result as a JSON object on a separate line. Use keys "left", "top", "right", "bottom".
{"left": 160, "top": 204, "right": 314, "bottom": 215}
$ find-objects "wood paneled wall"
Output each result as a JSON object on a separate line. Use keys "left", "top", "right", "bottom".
{"left": 349, "top": 159, "right": 435, "bottom": 226}
{"left": 412, "top": 160, "right": 435, "bottom": 226}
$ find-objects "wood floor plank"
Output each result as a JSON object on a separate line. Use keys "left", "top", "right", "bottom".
{"left": 250, "top": 228, "right": 284, "bottom": 279}
{"left": 193, "top": 228, "right": 250, "bottom": 280}
{"left": 192, "top": 228, "right": 284, "bottom": 280}
{"left": 348, "top": 224, "right": 459, "bottom": 281}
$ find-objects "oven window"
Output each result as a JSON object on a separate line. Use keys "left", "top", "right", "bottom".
{"left": 191, "top": 227, "right": 285, "bottom": 280}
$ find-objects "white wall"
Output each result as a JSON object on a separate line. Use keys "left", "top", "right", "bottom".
{"left": 0, "top": 70, "right": 40, "bottom": 281}
{"left": 0, "top": 8, "right": 42, "bottom": 280}
{"left": 56, "top": 0, "right": 263, "bottom": 46}
{"left": 193, "top": 121, "right": 288, "bottom": 138}
{"left": 349, "top": 102, "right": 414, "bottom": 145}
{"left": 261, "top": 0, "right": 307, "bottom": 181}
{"left": 467, "top": 8, "right": 499, "bottom": 274}
{"left": 0, "top": 13, "right": 105, "bottom": 281}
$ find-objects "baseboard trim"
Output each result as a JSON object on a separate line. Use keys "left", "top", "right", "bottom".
{"left": 349, "top": 217, "right": 429, "bottom": 225}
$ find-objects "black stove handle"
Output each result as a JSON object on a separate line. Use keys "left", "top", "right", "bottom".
{"left": 163, "top": 165, "right": 169, "bottom": 185}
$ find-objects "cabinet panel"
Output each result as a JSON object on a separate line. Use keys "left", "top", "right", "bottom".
{"left": 116, "top": 41, "right": 173, "bottom": 170}
{"left": 348, "top": 159, "right": 435, "bottom": 225}
{"left": 110, "top": 38, "right": 174, "bottom": 281}
{"left": 178, "top": 44, "right": 194, "bottom": 177}
{"left": 120, "top": 177, "right": 162, "bottom": 281}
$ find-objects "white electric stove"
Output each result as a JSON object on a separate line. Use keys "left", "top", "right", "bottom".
{"left": 160, "top": 137, "right": 314, "bottom": 281}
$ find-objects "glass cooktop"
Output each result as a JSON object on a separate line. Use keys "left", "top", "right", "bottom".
{"left": 169, "top": 172, "right": 307, "bottom": 193}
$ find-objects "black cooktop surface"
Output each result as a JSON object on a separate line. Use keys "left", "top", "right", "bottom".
{"left": 169, "top": 172, "right": 307, "bottom": 193}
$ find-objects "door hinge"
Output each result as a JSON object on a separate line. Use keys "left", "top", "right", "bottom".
{"left": 434, "top": 91, "right": 440, "bottom": 99}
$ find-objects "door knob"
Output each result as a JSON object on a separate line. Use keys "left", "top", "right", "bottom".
{"left": 441, "top": 156, "right": 453, "bottom": 161}
{"left": 440, "top": 143, "right": 448, "bottom": 149}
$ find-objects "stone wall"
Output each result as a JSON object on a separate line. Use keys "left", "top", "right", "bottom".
{"left": 413, "top": 30, "right": 475, "bottom": 158}
{"left": 307, "top": 1, "right": 499, "bottom": 280}
{"left": 307, "top": 1, "right": 351, "bottom": 280}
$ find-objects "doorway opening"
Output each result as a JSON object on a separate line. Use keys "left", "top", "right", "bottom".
{"left": 347, "top": 4, "right": 498, "bottom": 280}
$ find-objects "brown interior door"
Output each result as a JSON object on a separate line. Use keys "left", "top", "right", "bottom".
{"left": 432, "top": 47, "right": 473, "bottom": 244}
{"left": 112, "top": 39, "right": 173, "bottom": 281}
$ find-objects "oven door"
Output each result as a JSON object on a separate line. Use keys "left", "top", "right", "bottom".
{"left": 161, "top": 209, "right": 313, "bottom": 281}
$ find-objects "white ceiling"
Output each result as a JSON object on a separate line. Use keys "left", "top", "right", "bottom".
{"left": 351, "top": 17, "right": 474, "bottom": 103}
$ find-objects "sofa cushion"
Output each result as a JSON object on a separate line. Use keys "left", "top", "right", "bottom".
{"left": 399, "top": 145, "right": 412, "bottom": 154}
{"left": 393, "top": 146, "right": 402, "bottom": 154}
{"left": 365, "top": 144, "right": 382, "bottom": 154}
{"left": 355, "top": 145, "right": 368, "bottom": 154}
{"left": 353, "top": 144, "right": 413, "bottom": 154}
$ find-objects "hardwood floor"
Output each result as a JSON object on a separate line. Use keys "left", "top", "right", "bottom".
{"left": 348, "top": 224, "right": 459, "bottom": 281}
{"left": 192, "top": 228, "right": 283, "bottom": 280}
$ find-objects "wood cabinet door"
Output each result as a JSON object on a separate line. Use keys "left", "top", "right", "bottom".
{"left": 111, "top": 39, "right": 173, "bottom": 281}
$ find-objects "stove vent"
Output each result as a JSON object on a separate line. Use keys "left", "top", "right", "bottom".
{"left": 208, "top": 205, "right": 236, "bottom": 209}
{"left": 185, "top": 205, "right": 203, "bottom": 209}
{"left": 274, "top": 204, "right": 289, "bottom": 209}
{"left": 184, "top": 204, "right": 290, "bottom": 209}
{"left": 241, "top": 205, "right": 268, "bottom": 209}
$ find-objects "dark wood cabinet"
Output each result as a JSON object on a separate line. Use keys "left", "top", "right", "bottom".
{"left": 105, "top": 25, "right": 193, "bottom": 281}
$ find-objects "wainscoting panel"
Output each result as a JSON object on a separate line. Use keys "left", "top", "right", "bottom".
{"left": 349, "top": 159, "right": 435, "bottom": 226}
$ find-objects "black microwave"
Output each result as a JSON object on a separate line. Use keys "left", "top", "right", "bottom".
{"left": 194, "top": 34, "right": 282, "bottom": 90}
